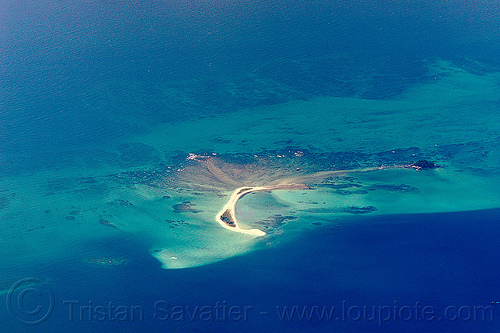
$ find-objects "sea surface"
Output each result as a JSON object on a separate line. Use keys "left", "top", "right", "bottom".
{"left": 1, "top": 0, "right": 500, "bottom": 332}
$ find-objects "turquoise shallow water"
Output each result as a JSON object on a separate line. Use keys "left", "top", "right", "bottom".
{"left": 1, "top": 0, "right": 500, "bottom": 331}
{"left": 1, "top": 209, "right": 500, "bottom": 332}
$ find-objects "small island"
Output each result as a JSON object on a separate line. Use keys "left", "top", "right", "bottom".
{"left": 214, "top": 164, "right": 416, "bottom": 236}
{"left": 216, "top": 184, "right": 316, "bottom": 236}
{"left": 412, "top": 160, "right": 438, "bottom": 170}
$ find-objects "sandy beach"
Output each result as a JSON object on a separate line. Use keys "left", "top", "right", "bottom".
{"left": 214, "top": 164, "right": 411, "bottom": 236}
{"left": 215, "top": 186, "right": 270, "bottom": 236}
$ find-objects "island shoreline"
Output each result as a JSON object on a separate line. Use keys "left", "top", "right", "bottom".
{"left": 214, "top": 164, "right": 411, "bottom": 236}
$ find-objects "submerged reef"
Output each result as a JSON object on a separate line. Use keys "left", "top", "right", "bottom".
{"left": 99, "top": 219, "right": 118, "bottom": 228}
{"left": 84, "top": 257, "right": 128, "bottom": 267}
{"left": 342, "top": 206, "right": 378, "bottom": 214}
{"left": 412, "top": 160, "right": 438, "bottom": 170}
{"left": 103, "top": 146, "right": 441, "bottom": 195}
{"left": 173, "top": 202, "right": 201, "bottom": 213}
{"left": 255, "top": 214, "right": 297, "bottom": 232}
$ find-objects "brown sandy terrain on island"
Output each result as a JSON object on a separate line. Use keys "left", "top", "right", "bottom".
{"left": 150, "top": 154, "right": 450, "bottom": 268}
{"left": 180, "top": 156, "right": 413, "bottom": 236}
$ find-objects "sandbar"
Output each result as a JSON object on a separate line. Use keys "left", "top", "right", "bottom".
{"left": 215, "top": 164, "right": 411, "bottom": 236}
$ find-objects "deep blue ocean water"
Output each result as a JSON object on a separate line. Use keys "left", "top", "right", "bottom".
{"left": 1, "top": 209, "right": 500, "bottom": 332}
{"left": 2, "top": 0, "right": 499, "bottom": 173}
{"left": 2, "top": 0, "right": 500, "bottom": 332}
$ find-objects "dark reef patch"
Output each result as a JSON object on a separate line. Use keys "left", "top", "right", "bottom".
{"left": 367, "top": 184, "right": 419, "bottom": 193}
{"left": 166, "top": 219, "right": 190, "bottom": 228}
{"left": 342, "top": 206, "right": 378, "bottom": 214}
{"left": 256, "top": 214, "right": 297, "bottom": 231}
{"left": 173, "top": 202, "right": 201, "bottom": 214}
{"left": 46, "top": 177, "right": 106, "bottom": 195}
{"left": 99, "top": 219, "right": 118, "bottom": 229}
{"left": 210, "top": 138, "right": 231, "bottom": 144}
{"left": 107, "top": 170, "right": 165, "bottom": 188}
{"left": 412, "top": 160, "right": 438, "bottom": 170}
{"left": 84, "top": 257, "right": 128, "bottom": 267}
{"left": 108, "top": 199, "right": 134, "bottom": 207}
